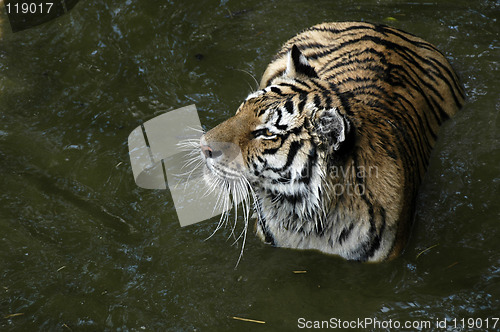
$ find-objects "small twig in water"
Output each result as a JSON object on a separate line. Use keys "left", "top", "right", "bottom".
{"left": 416, "top": 244, "right": 439, "bottom": 259}
{"left": 232, "top": 316, "right": 266, "bottom": 324}
{"left": 4, "top": 313, "right": 24, "bottom": 319}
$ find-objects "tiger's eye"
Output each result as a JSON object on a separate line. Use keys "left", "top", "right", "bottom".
{"left": 252, "top": 128, "right": 275, "bottom": 138}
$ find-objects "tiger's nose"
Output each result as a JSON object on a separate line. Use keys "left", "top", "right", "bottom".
{"left": 201, "top": 144, "right": 222, "bottom": 159}
{"left": 201, "top": 144, "right": 213, "bottom": 158}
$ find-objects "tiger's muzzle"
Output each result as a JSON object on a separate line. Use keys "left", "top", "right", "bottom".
{"left": 200, "top": 135, "right": 247, "bottom": 181}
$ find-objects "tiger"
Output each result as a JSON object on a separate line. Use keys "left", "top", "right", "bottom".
{"left": 197, "top": 21, "right": 464, "bottom": 262}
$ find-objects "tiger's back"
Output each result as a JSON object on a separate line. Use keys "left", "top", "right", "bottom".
{"left": 262, "top": 22, "right": 464, "bottom": 119}
{"left": 200, "top": 22, "right": 464, "bottom": 262}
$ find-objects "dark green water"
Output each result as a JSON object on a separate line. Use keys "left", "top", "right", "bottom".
{"left": 0, "top": 0, "right": 498, "bottom": 331}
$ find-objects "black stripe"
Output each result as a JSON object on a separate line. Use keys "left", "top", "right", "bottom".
{"left": 392, "top": 99, "right": 432, "bottom": 165}
{"left": 255, "top": 198, "right": 276, "bottom": 246}
{"left": 323, "top": 95, "right": 332, "bottom": 109}
{"left": 395, "top": 92, "right": 437, "bottom": 141}
{"left": 264, "top": 140, "right": 303, "bottom": 172}
{"left": 262, "top": 146, "right": 280, "bottom": 155}
{"left": 381, "top": 24, "right": 441, "bottom": 54}
{"left": 364, "top": 93, "right": 429, "bottom": 171}
{"left": 273, "top": 108, "right": 288, "bottom": 131}
{"left": 426, "top": 56, "right": 465, "bottom": 106}
{"left": 338, "top": 223, "right": 354, "bottom": 245}
{"left": 284, "top": 99, "right": 294, "bottom": 114}
{"left": 275, "top": 24, "right": 374, "bottom": 58}
{"left": 320, "top": 57, "right": 387, "bottom": 77}
{"left": 319, "top": 47, "right": 387, "bottom": 75}
{"left": 308, "top": 80, "right": 335, "bottom": 110}
{"left": 331, "top": 80, "right": 390, "bottom": 99}
{"left": 281, "top": 140, "right": 302, "bottom": 170}
{"left": 379, "top": 103, "right": 424, "bottom": 177}
{"left": 327, "top": 82, "right": 353, "bottom": 116}
{"left": 307, "top": 23, "right": 374, "bottom": 36}
{"left": 280, "top": 192, "right": 303, "bottom": 205}
{"left": 388, "top": 62, "right": 445, "bottom": 126}
{"left": 296, "top": 42, "right": 326, "bottom": 52}
{"left": 348, "top": 85, "right": 388, "bottom": 102}
{"left": 333, "top": 76, "right": 382, "bottom": 85}
{"left": 363, "top": 206, "right": 386, "bottom": 260}
{"left": 275, "top": 170, "right": 292, "bottom": 184}
{"left": 371, "top": 103, "right": 427, "bottom": 178}
{"left": 308, "top": 78, "right": 329, "bottom": 92}
{"left": 378, "top": 40, "right": 459, "bottom": 113}
{"left": 293, "top": 78, "right": 312, "bottom": 89}
{"left": 299, "top": 145, "right": 317, "bottom": 185}
{"left": 397, "top": 51, "right": 461, "bottom": 109}
{"left": 428, "top": 94, "right": 450, "bottom": 124}
{"left": 297, "top": 93, "right": 307, "bottom": 113}
{"left": 270, "top": 86, "right": 284, "bottom": 95}
{"left": 355, "top": 193, "right": 377, "bottom": 262}
{"left": 388, "top": 46, "right": 446, "bottom": 102}
{"left": 313, "top": 94, "right": 322, "bottom": 108}
{"left": 279, "top": 82, "right": 309, "bottom": 95}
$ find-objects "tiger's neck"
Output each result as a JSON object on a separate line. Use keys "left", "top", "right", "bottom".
{"left": 252, "top": 151, "right": 352, "bottom": 242}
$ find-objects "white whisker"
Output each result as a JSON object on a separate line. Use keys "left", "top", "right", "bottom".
{"left": 230, "top": 67, "right": 259, "bottom": 91}
{"left": 178, "top": 134, "right": 255, "bottom": 268}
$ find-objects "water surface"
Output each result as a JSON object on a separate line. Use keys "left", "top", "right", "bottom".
{"left": 0, "top": 0, "right": 498, "bottom": 330}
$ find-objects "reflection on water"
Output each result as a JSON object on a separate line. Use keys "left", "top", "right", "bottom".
{"left": 0, "top": 0, "right": 498, "bottom": 330}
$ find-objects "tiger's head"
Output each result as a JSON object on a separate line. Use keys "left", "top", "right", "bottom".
{"left": 199, "top": 45, "right": 353, "bottom": 222}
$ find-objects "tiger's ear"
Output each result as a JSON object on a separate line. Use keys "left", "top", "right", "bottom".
{"left": 313, "top": 108, "right": 351, "bottom": 152}
{"left": 285, "top": 45, "right": 318, "bottom": 79}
